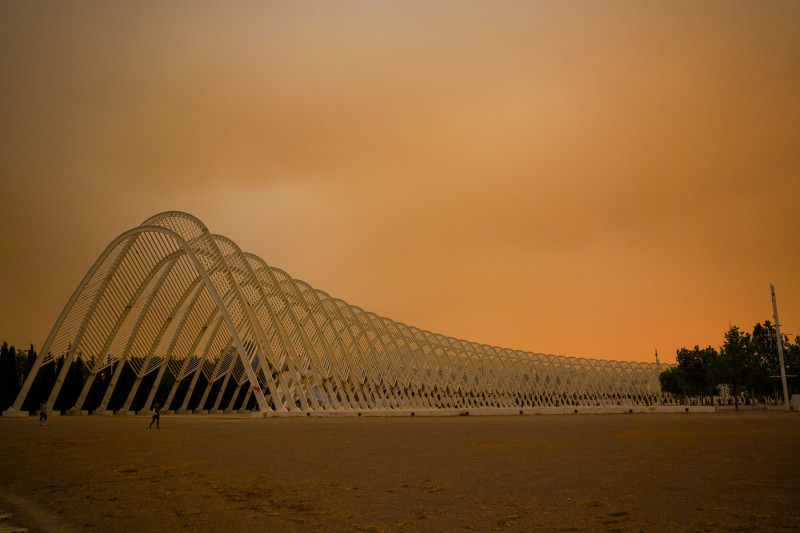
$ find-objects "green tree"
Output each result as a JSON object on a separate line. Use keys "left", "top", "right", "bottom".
{"left": 0, "top": 342, "right": 20, "bottom": 410}
{"left": 786, "top": 336, "right": 800, "bottom": 396}
{"left": 20, "top": 345, "right": 45, "bottom": 412}
{"left": 16, "top": 345, "right": 35, "bottom": 390}
{"left": 659, "top": 365, "right": 687, "bottom": 401}
{"left": 752, "top": 321, "right": 785, "bottom": 401}
{"left": 674, "top": 345, "right": 719, "bottom": 400}
{"left": 719, "top": 325, "right": 756, "bottom": 410}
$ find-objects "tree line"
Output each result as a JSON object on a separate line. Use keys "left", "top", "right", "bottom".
{"left": 0, "top": 341, "right": 232, "bottom": 414}
{"left": 659, "top": 321, "right": 800, "bottom": 409}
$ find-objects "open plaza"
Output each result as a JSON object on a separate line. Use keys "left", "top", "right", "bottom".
{"left": 0, "top": 410, "right": 798, "bottom": 532}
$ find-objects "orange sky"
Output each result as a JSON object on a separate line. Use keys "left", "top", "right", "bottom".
{"left": 1, "top": 1, "right": 798, "bottom": 364}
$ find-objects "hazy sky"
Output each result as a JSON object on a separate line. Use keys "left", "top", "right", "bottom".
{"left": 1, "top": 1, "right": 798, "bottom": 363}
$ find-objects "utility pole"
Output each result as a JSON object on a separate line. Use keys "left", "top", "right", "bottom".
{"left": 770, "top": 283, "right": 790, "bottom": 410}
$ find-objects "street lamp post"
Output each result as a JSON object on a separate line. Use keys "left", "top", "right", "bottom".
{"left": 770, "top": 283, "right": 790, "bottom": 410}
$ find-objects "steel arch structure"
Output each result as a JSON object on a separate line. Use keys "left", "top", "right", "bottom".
{"left": 6, "top": 212, "right": 668, "bottom": 415}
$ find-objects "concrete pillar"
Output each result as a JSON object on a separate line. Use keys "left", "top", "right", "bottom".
{"left": 141, "top": 363, "right": 168, "bottom": 414}
{"left": 209, "top": 370, "right": 233, "bottom": 413}
{"left": 119, "top": 375, "right": 143, "bottom": 413}
{"left": 177, "top": 366, "right": 204, "bottom": 413}
{"left": 94, "top": 359, "right": 127, "bottom": 415}
{"left": 69, "top": 371, "right": 98, "bottom": 415}
{"left": 45, "top": 351, "right": 78, "bottom": 411}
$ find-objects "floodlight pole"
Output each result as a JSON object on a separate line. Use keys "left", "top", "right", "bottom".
{"left": 770, "top": 283, "right": 790, "bottom": 410}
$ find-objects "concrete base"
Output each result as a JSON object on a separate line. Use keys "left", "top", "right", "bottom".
{"left": 249, "top": 410, "right": 279, "bottom": 418}
{"left": 163, "top": 410, "right": 175, "bottom": 415}
{"left": 67, "top": 409, "right": 89, "bottom": 416}
{"left": 115, "top": 410, "right": 136, "bottom": 416}
{"left": 252, "top": 405, "right": 716, "bottom": 418}
{"left": 718, "top": 404, "right": 767, "bottom": 411}
{"left": 791, "top": 395, "right": 800, "bottom": 411}
{"left": 6, "top": 405, "right": 721, "bottom": 418}
{"left": 2, "top": 408, "right": 30, "bottom": 417}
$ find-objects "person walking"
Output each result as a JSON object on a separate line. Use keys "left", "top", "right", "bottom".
{"left": 39, "top": 402, "right": 47, "bottom": 425}
{"left": 149, "top": 402, "right": 161, "bottom": 429}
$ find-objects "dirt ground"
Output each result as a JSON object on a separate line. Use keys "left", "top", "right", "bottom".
{"left": 0, "top": 411, "right": 798, "bottom": 533}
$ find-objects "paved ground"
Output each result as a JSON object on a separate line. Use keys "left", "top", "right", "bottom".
{"left": 0, "top": 411, "right": 798, "bottom": 532}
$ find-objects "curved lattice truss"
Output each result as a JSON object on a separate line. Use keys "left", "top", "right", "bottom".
{"left": 9, "top": 212, "right": 667, "bottom": 415}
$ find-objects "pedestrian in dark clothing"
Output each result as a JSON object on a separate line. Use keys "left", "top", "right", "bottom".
{"left": 149, "top": 402, "right": 161, "bottom": 429}
{"left": 39, "top": 402, "right": 47, "bottom": 425}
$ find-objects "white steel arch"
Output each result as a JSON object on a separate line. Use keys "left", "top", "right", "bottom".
{"left": 7, "top": 212, "right": 670, "bottom": 415}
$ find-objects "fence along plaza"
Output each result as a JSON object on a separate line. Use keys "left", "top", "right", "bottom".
{"left": 5, "top": 212, "right": 668, "bottom": 417}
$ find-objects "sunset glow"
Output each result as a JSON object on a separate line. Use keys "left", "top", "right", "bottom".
{"left": 0, "top": 1, "right": 798, "bottom": 363}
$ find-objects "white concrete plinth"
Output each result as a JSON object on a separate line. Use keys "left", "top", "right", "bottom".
{"left": 20, "top": 405, "right": 724, "bottom": 418}
{"left": 265, "top": 405, "right": 718, "bottom": 417}
{"left": 2, "top": 408, "right": 30, "bottom": 417}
